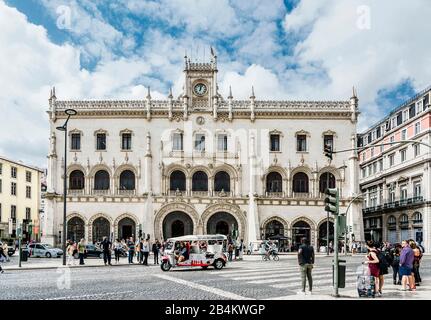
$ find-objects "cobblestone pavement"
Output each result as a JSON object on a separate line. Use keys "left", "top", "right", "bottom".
{"left": 1, "top": 254, "right": 430, "bottom": 300}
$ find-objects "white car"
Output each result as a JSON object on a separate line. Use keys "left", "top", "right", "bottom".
{"left": 28, "top": 243, "right": 63, "bottom": 258}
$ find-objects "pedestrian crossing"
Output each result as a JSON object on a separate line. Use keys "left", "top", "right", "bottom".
{"left": 211, "top": 264, "right": 359, "bottom": 293}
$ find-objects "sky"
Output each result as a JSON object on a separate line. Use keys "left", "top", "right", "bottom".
{"left": 0, "top": 0, "right": 430, "bottom": 168}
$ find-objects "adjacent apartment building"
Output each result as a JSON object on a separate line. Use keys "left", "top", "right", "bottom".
{"left": 358, "top": 86, "right": 431, "bottom": 252}
{"left": 0, "top": 156, "right": 43, "bottom": 241}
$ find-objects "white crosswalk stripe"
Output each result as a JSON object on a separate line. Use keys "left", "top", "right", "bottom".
{"left": 214, "top": 263, "right": 360, "bottom": 293}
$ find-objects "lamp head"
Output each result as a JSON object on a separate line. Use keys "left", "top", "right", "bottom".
{"left": 65, "top": 109, "right": 77, "bottom": 116}
{"left": 56, "top": 125, "right": 66, "bottom": 131}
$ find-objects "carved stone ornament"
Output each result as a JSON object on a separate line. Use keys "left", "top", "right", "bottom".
{"left": 186, "top": 163, "right": 191, "bottom": 169}
{"left": 196, "top": 116, "right": 205, "bottom": 125}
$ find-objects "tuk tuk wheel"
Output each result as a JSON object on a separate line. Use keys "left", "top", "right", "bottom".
{"left": 213, "top": 259, "right": 224, "bottom": 270}
{"left": 201, "top": 266, "right": 208, "bottom": 270}
{"left": 161, "top": 261, "right": 172, "bottom": 272}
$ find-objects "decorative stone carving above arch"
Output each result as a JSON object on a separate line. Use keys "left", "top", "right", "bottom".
{"left": 68, "top": 128, "right": 83, "bottom": 137}
{"left": 316, "top": 216, "right": 335, "bottom": 229}
{"left": 119, "top": 128, "right": 134, "bottom": 136}
{"left": 165, "top": 163, "right": 188, "bottom": 177}
{"left": 263, "top": 165, "right": 287, "bottom": 180}
{"left": 201, "top": 203, "right": 247, "bottom": 240}
{"left": 321, "top": 129, "right": 337, "bottom": 138}
{"left": 113, "top": 163, "right": 139, "bottom": 179}
{"left": 295, "top": 129, "right": 311, "bottom": 137}
{"left": 318, "top": 166, "right": 341, "bottom": 180}
{"left": 66, "top": 212, "right": 87, "bottom": 223}
{"left": 66, "top": 164, "right": 87, "bottom": 177}
{"left": 290, "top": 165, "right": 313, "bottom": 180}
{"left": 94, "top": 128, "right": 109, "bottom": 136}
{"left": 189, "top": 165, "right": 212, "bottom": 178}
{"left": 89, "top": 163, "right": 112, "bottom": 178}
{"left": 154, "top": 202, "right": 200, "bottom": 240}
{"left": 213, "top": 163, "right": 238, "bottom": 179}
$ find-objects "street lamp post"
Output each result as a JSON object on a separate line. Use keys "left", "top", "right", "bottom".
{"left": 56, "top": 108, "right": 77, "bottom": 266}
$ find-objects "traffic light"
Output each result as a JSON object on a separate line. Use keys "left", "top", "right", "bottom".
{"left": 324, "top": 144, "right": 333, "bottom": 160}
{"left": 324, "top": 188, "right": 339, "bottom": 215}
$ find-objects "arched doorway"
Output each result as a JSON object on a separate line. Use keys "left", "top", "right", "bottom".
{"left": 207, "top": 212, "right": 238, "bottom": 238}
{"left": 162, "top": 211, "right": 193, "bottom": 239}
{"left": 292, "top": 220, "right": 311, "bottom": 251}
{"left": 264, "top": 220, "right": 287, "bottom": 251}
{"left": 318, "top": 221, "right": 334, "bottom": 248}
{"left": 67, "top": 217, "right": 85, "bottom": 242}
{"left": 92, "top": 217, "right": 110, "bottom": 243}
{"left": 118, "top": 217, "right": 136, "bottom": 240}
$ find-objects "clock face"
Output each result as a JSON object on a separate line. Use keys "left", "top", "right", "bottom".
{"left": 193, "top": 83, "right": 207, "bottom": 96}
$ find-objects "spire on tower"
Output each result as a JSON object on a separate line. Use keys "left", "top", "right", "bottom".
{"left": 250, "top": 86, "right": 255, "bottom": 99}
{"left": 228, "top": 86, "right": 233, "bottom": 99}
{"left": 168, "top": 87, "right": 173, "bottom": 99}
{"left": 146, "top": 86, "right": 151, "bottom": 99}
{"left": 52, "top": 86, "right": 56, "bottom": 99}
{"left": 352, "top": 86, "right": 357, "bottom": 98}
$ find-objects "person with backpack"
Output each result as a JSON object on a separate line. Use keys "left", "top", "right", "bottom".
{"left": 389, "top": 244, "right": 402, "bottom": 285}
{"left": 376, "top": 243, "right": 389, "bottom": 296}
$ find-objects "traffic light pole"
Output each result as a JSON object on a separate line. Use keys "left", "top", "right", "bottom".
{"left": 333, "top": 212, "right": 339, "bottom": 297}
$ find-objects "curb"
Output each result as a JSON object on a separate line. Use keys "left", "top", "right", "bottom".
{"left": 2, "top": 263, "right": 162, "bottom": 271}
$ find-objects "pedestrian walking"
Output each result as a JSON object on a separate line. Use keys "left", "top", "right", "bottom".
{"left": 409, "top": 240, "right": 421, "bottom": 289}
{"left": 399, "top": 240, "right": 414, "bottom": 291}
{"left": 234, "top": 241, "right": 240, "bottom": 260}
{"left": 239, "top": 239, "right": 244, "bottom": 260}
{"left": 114, "top": 239, "right": 122, "bottom": 264}
{"left": 137, "top": 238, "right": 144, "bottom": 264}
{"left": 297, "top": 237, "right": 314, "bottom": 295}
{"left": 389, "top": 244, "right": 401, "bottom": 285}
{"left": 363, "top": 241, "right": 380, "bottom": 296}
{"left": 0, "top": 245, "right": 7, "bottom": 274}
{"left": 412, "top": 241, "right": 422, "bottom": 286}
{"left": 375, "top": 244, "right": 389, "bottom": 296}
{"left": 78, "top": 238, "right": 86, "bottom": 265}
{"left": 127, "top": 237, "right": 135, "bottom": 264}
{"left": 152, "top": 239, "right": 160, "bottom": 264}
{"left": 66, "top": 241, "right": 76, "bottom": 266}
{"left": 142, "top": 238, "right": 150, "bottom": 266}
{"left": 228, "top": 242, "right": 233, "bottom": 261}
{"left": 101, "top": 236, "right": 112, "bottom": 266}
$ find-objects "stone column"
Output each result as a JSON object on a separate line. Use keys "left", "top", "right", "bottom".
{"left": 247, "top": 135, "right": 258, "bottom": 243}
{"left": 145, "top": 132, "right": 153, "bottom": 193}
{"left": 349, "top": 133, "right": 363, "bottom": 241}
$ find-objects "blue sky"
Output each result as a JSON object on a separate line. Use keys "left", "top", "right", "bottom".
{"left": 0, "top": 0, "right": 430, "bottom": 167}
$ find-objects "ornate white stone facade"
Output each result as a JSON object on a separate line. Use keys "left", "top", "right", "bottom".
{"left": 42, "top": 53, "right": 363, "bottom": 249}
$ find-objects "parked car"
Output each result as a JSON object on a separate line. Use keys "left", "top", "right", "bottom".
{"left": 0, "top": 241, "right": 16, "bottom": 256}
{"left": 28, "top": 243, "right": 63, "bottom": 258}
{"left": 74, "top": 244, "right": 104, "bottom": 259}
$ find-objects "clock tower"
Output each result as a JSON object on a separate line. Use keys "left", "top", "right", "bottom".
{"left": 182, "top": 48, "right": 219, "bottom": 113}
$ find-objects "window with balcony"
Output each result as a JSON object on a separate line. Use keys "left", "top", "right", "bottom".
{"left": 396, "top": 112, "right": 402, "bottom": 126}
{"left": 296, "top": 135, "right": 307, "bottom": 152}
{"left": 387, "top": 215, "right": 396, "bottom": 227}
{"left": 361, "top": 168, "right": 366, "bottom": 178}
{"left": 214, "top": 171, "right": 230, "bottom": 192}
{"left": 71, "top": 133, "right": 81, "bottom": 150}
{"left": 415, "top": 122, "right": 421, "bottom": 135}
{"left": 319, "top": 172, "right": 336, "bottom": 193}
{"left": 11, "top": 205, "right": 16, "bottom": 223}
{"left": 413, "top": 212, "right": 422, "bottom": 223}
{"left": 94, "top": 170, "right": 110, "bottom": 190}
{"left": 169, "top": 171, "right": 186, "bottom": 191}
{"left": 25, "top": 208, "right": 31, "bottom": 220}
{"left": 409, "top": 103, "right": 416, "bottom": 118}
{"left": 416, "top": 100, "right": 423, "bottom": 114}
{"left": 388, "top": 186, "right": 395, "bottom": 203}
{"left": 96, "top": 133, "right": 106, "bottom": 151}
{"left": 400, "top": 185, "right": 407, "bottom": 200}
{"left": 218, "top": 134, "right": 228, "bottom": 152}
{"left": 372, "top": 162, "right": 377, "bottom": 174}
{"left": 370, "top": 148, "right": 374, "bottom": 157}
{"left": 292, "top": 172, "right": 309, "bottom": 193}
{"left": 119, "top": 170, "right": 135, "bottom": 190}
{"left": 26, "top": 171, "right": 31, "bottom": 182}
{"left": 195, "top": 134, "right": 205, "bottom": 152}
{"left": 121, "top": 133, "right": 132, "bottom": 150}
{"left": 379, "top": 159, "right": 383, "bottom": 172}
{"left": 369, "top": 187, "right": 377, "bottom": 207}
{"left": 400, "top": 214, "right": 409, "bottom": 227}
{"left": 172, "top": 133, "right": 183, "bottom": 151}
{"left": 414, "top": 182, "right": 421, "bottom": 197}
{"left": 390, "top": 136, "right": 395, "bottom": 143}
{"left": 69, "top": 170, "right": 85, "bottom": 190}
{"left": 192, "top": 171, "right": 208, "bottom": 191}
{"left": 403, "top": 110, "right": 409, "bottom": 122}
{"left": 266, "top": 172, "right": 282, "bottom": 193}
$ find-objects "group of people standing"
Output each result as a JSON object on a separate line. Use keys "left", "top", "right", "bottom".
{"left": 65, "top": 239, "right": 86, "bottom": 266}
{"left": 365, "top": 239, "right": 423, "bottom": 296}
{"left": 227, "top": 239, "right": 244, "bottom": 261}
{"left": 124, "top": 237, "right": 162, "bottom": 265}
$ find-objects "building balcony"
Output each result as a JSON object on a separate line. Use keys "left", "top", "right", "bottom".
{"left": 117, "top": 189, "right": 136, "bottom": 196}
{"left": 362, "top": 196, "right": 425, "bottom": 215}
{"left": 68, "top": 189, "right": 85, "bottom": 196}
{"left": 292, "top": 192, "right": 311, "bottom": 199}
{"left": 265, "top": 192, "right": 284, "bottom": 198}
{"left": 191, "top": 191, "right": 209, "bottom": 197}
{"left": 92, "top": 189, "right": 111, "bottom": 195}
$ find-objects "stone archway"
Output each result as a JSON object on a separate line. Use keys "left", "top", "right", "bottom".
{"left": 290, "top": 216, "right": 317, "bottom": 250}
{"left": 317, "top": 217, "right": 335, "bottom": 248}
{"left": 88, "top": 213, "right": 113, "bottom": 243}
{"left": 201, "top": 203, "right": 247, "bottom": 241}
{"left": 206, "top": 212, "right": 238, "bottom": 236}
{"left": 114, "top": 213, "right": 139, "bottom": 241}
{"left": 260, "top": 216, "right": 289, "bottom": 238}
{"left": 66, "top": 213, "right": 87, "bottom": 242}
{"left": 162, "top": 211, "right": 194, "bottom": 239}
{"left": 154, "top": 202, "right": 200, "bottom": 241}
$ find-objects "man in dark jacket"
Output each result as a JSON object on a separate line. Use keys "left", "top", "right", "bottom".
{"left": 152, "top": 239, "right": 160, "bottom": 264}
{"left": 298, "top": 237, "right": 315, "bottom": 295}
{"left": 101, "top": 236, "right": 112, "bottom": 266}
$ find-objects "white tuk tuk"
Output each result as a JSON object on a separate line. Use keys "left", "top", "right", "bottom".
{"left": 160, "top": 234, "right": 228, "bottom": 271}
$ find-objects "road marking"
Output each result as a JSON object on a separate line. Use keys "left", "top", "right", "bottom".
{"left": 246, "top": 271, "right": 357, "bottom": 284}
{"left": 270, "top": 275, "right": 358, "bottom": 289}
{"left": 209, "top": 267, "right": 292, "bottom": 275}
{"left": 43, "top": 291, "right": 134, "bottom": 300}
{"left": 154, "top": 274, "right": 254, "bottom": 300}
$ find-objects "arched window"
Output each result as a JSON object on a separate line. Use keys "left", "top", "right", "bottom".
{"left": 319, "top": 172, "right": 336, "bottom": 193}
{"left": 94, "top": 170, "right": 110, "bottom": 190}
{"left": 192, "top": 171, "right": 208, "bottom": 191}
{"left": 387, "top": 215, "right": 396, "bottom": 225}
{"left": 119, "top": 170, "right": 135, "bottom": 190}
{"left": 69, "top": 170, "right": 84, "bottom": 190}
{"left": 170, "top": 170, "right": 186, "bottom": 191}
{"left": 214, "top": 171, "right": 230, "bottom": 192}
{"left": 266, "top": 172, "right": 283, "bottom": 192}
{"left": 292, "top": 172, "right": 309, "bottom": 193}
{"left": 413, "top": 212, "right": 422, "bottom": 223}
{"left": 400, "top": 214, "right": 408, "bottom": 223}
